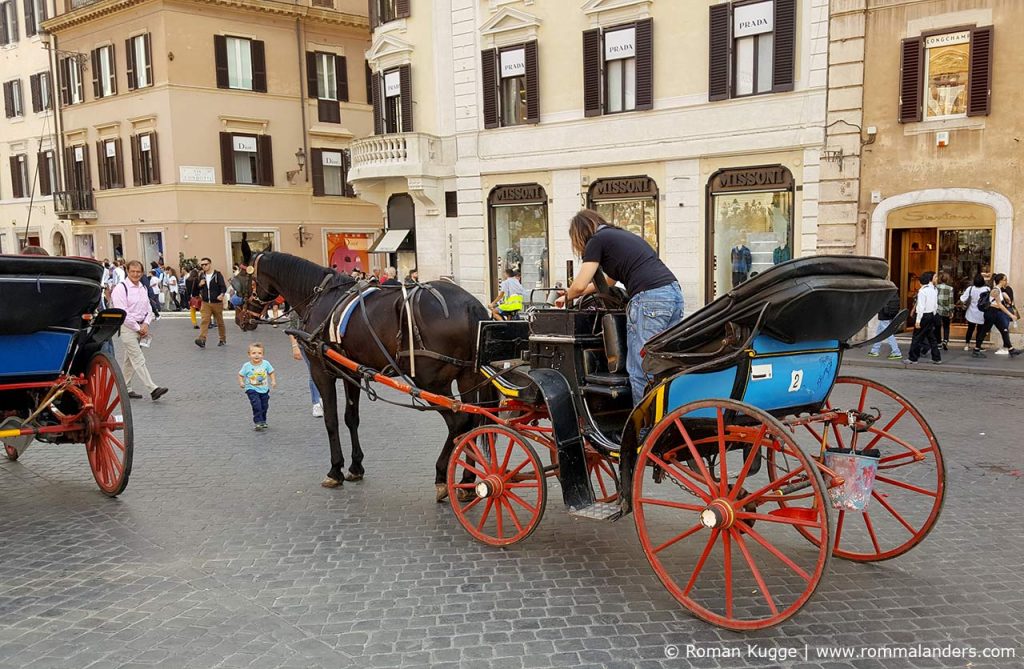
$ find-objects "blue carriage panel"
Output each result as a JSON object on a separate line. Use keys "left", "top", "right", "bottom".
{"left": 741, "top": 336, "right": 840, "bottom": 411}
{"left": 665, "top": 367, "right": 738, "bottom": 419}
{"left": 0, "top": 331, "right": 75, "bottom": 377}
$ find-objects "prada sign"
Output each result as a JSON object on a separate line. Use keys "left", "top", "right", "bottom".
{"left": 590, "top": 176, "right": 657, "bottom": 200}
{"left": 710, "top": 166, "right": 793, "bottom": 193}
{"left": 490, "top": 183, "right": 546, "bottom": 205}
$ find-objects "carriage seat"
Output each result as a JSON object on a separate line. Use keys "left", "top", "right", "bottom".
{"left": 642, "top": 255, "right": 895, "bottom": 372}
{"left": 583, "top": 313, "right": 631, "bottom": 392}
{"left": 0, "top": 255, "right": 104, "bottom": 335}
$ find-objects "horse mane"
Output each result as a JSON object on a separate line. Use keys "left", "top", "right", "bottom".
{"left": 258, "top": 252, "right": 352, "bottom": 297}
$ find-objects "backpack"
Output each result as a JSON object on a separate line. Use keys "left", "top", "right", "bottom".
{"left": 976, "top": 288, "right": 991, "bottom": 311}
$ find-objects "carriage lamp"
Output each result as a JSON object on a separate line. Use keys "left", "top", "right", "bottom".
{"left": 286, "top": 148, "right": 307, "bottom": 182}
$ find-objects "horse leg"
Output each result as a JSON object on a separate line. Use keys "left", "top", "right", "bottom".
{"left": 434, "top": 408, "right": 474, "bottom": 503}
{"left": 343, "top": 383, "right": 365, "bottom": 482}
{"left": 434, "top": 371, "right": 491, "bottom": 502}
{"left": 312, "top": 365, "right": 345, "bottom": 488}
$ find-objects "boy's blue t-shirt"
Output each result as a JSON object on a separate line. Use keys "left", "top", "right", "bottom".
{"left": 239, "top": 360, "right": 274, "bottom": 393}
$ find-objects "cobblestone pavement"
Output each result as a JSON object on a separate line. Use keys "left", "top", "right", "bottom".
{"left": 1, "top": 318, "right": 1022, "bottom": 668}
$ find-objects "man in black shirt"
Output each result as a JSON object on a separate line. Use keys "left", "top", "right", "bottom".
{"left": 561, "top": 210, "right": 684, "bottom": 404}
{"left": 194, "top": 257, "right": 228, "bottom": 348}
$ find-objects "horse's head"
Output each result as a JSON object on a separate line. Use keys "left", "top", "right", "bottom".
{"left": 235, "top": 254, "right": 277, "bottom": 332}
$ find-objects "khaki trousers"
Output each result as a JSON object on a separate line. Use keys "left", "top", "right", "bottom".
{"left": 120, "top": 330, "right": 157, "bottom": 394}
{"left": 199, "top": 302, "right": 226, "bottom": 343}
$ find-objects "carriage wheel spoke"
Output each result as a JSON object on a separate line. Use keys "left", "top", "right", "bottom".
{"left": 729, "top": 425, "right": 767, "bottom": 500}
{"left": 735, "top": 464, "right": 808, "bottom": 508}
{"left": 735, "top": 521, "right": 812, "bottom": 582}
{"left": 488, "top": 432, "right": 498, "bottom": 472}
{"left": 494, "top": 496, "right": 504, "bottom": 539}
{"left": 455, "top": 459, "right": 488, "bottom": 480}
{"left": 862, "top": 512, "right": 882, "bottom": 554}
{"left": 682, "top": 528, "right": 719, "bottom": 596}
{"left": 503, "top": 458, "right": 532, "bottom": 483}
{"left": 862, "top": 407, "right": 909, "bottom": 452}
{"left": 857, "top": 383, "right": 869, "bottom": 414}
{"left": 506, "top": 481, "right": 540, "bottom": 489}
{"left": 732, "top": 529, "right": 779, "bottom": 616}
{"left": 475, "top": 498, "right": 495, "bottom": 532}
{"left": 675, "top": 418, "right": 716, "bottom": 490}
{"left": 874, "top": 475, "right": 938, "bottom": 498}
{"left": 651, "top": 522, "right": 703, "bottom": 554}
{"left": 104, "top": 431, "right": 127, "bottom": 454}
{"left": 716, "top": 409, "right": 728, "bottom": 495}
{"left": 499, "top": 498, "right": 525, "bottom": 533}
{"left": 467, "top": 439, "right": 491, "bottom": 473}
{"left": 499, "top": 439, "right": 515, "bottom": 473}
{"left": 460, "top": 493, "right": 484, "bottom": 514}
{"left": 505, "top": 490, "right": 538, "bottom": 515}
{"left": 648, "top": 453, "right": 712, "bottom": 503}
{"left": 637, "top": 497, "right": 705, "bottom": 512}
{"left": 871, "top": 491, "right": 918, "bottom": 535}
{"left": 877, "top": 448, "right": 933, "bottom": 468}
{"left": 735, "top": 511, "right": 822, "bottom": 529}
{"left": 722, "top": 530, "right": 733, "bottom": 619}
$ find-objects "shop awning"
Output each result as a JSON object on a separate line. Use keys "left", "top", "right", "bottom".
{"left": 368, "top": 229, "right": 411, "bottom": 254}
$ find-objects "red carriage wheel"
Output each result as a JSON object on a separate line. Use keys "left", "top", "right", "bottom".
{"left": 4, "top": 443, "right": 18, "bottom": 461}
{"left": 586, "top": 447, "right": 619, "bottom": 503}
{"left": 789, "top": 376, "right": 945, "bottom": 562}
{"left": 447, "top": 426, "right": 547, "bottom": 547}
{"left": 84, "top": 352, "right": 134, "bottom": 497}
{"left": 634, "top": 399, "right": 832, "bottom": 630}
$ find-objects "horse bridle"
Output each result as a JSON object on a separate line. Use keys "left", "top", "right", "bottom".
{"left": 239, "top": 253, "right": 334, "bottom": 328}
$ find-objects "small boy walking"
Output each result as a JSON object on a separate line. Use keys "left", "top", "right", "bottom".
{"left": 239, "top": 343, "right": 276, "bottom": 430}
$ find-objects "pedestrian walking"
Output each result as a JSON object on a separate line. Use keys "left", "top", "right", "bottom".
{"left": 166, "top": 268, "right": 181, "bottom": 311}
{"left": 239, "top": 343, "right": 276, "bottom": 430}
{"left": 961, "top": 275, "right": 988, "bottom": 354}
{"left": 289, "top": 312, "right": 323, "bottom": 417}
{"left": 194, "top": 257, "right": 228, "bottom": 348}
{"left": 110, "top": 260, "right": 168, "bottom": 401}
{"left": 907, "top": 271, "right": 941, "bottom": 364}
{"left": 868, "top": 291, "right": 903, "bottom": 360}
{"left": 184, "top": 268, "right": 200, "bottom": 328}
{"left": 141, "top": 270, "right": 161, "bottom": 320}
{"left": 935, "top": 272, "right": 954, "bottom": 350}
{"left": 973, "top": 273, "right": 1020, "bottom": 357}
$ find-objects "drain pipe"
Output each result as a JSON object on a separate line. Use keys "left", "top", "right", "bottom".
{"left": 296, "top": 18, "right": 309, "bottom": 184}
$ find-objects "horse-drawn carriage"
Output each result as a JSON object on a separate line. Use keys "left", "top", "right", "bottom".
{"left": 0, "top": 255, "right": 133, "bottom": 496}
{"left": 306, "top": 255, "right": 944, "bottom": 630}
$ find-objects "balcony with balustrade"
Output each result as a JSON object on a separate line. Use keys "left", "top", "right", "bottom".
{"left": 53, "top": 189, "right": 97, "bottom": 220}
{"left": 348, "top": 132, "right": 455, "bottom": 184}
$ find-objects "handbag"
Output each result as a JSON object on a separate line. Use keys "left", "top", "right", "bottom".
{"left": 188, "top": 296, "right": 202, "bottom": 310}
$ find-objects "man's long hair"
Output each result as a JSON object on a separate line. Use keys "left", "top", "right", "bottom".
{"left": 569, "top": 209, "right": 618, "bottom": 257}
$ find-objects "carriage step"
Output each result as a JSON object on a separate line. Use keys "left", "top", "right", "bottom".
{"left": 568, "top": 502, "right": 622, "bottom": 521}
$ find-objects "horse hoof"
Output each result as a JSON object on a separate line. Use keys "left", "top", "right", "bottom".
{"left": 321, "top": 477, "right": 343, "bottom": 489}
{"left": 435, "top": 484, "right": 449, "bottom": 503}
{"left": 344, "top": 473, "right": 364, "bottom": 482}
{"left": 456, "top": 488, "right": 475, "bottom": 503}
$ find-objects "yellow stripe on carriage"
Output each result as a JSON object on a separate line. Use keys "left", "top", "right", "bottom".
{"left": 481, "top": 367, "right": 520, "bottom": 398}
{"left": 0, "top": 428, "right": 25, "bottom": 439}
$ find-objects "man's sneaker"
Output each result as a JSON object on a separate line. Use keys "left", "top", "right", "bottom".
{"left": 867, "top": 352, "right": 880, "bottom": 357}
{"left": 932, "top": 360, "right": 943, "bottom": 365}
{"left": 995, "top": 348, "right": 1010, "bottom": 355}
{"left": 888, "top": 353, "right": 903, "bottom": 360}
{"left": 194, "top": 338, "right": 206, "bottom": 349}
{"left": 972, "top": 349, "right": 986, "bottom": 358}
{"left": 312, "top": 403, "right": 324, "bottom": 417}
{"left": 253, "top": 424, "right": 262, "bottom": 432}
{"left": 218, "top": 341, "right": 226, "bottom": 347}
{"left": 905, "top": 359, "right": 918, "bottom": 365}
{"left": 259, "top": 422, "right": 268, "bottom": 430}
{"left": 1010, "top": 348, "right": 1022, "bottom": 357}
{"left": 963, "top": 345, "right": 971, "bottom": 351}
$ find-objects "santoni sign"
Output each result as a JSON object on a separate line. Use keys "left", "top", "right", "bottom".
{"left": 710, "top": 166, "right": 793, "bottom": 193}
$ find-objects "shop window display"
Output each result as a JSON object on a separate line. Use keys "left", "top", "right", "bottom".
{"left": 711, "top": 190, "right": 792, "bottom": 299}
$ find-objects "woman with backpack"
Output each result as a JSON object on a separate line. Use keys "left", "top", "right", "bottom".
{"left": 973, "top": 273, "right": 1021, "bottom": 357}
{"left": 961, "top": 275, "right": 988, "bottom": 355}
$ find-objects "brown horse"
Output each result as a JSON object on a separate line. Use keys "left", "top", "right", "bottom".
{"left": 235, "top": 252, "right": 494, "bottom": 500}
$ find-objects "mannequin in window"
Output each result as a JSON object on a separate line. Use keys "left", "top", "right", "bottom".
{"left": 730, "top": 232, "right": 752, "bottom": 288}
{"left": 773, "top": 233, "right": 791, "bottom": 265}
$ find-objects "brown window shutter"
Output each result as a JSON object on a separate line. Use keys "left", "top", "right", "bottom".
{"left": 150, "top": 133, "right": 161, "bottom": 183}
{"left": 131, "top": 135, "right": 141, "bottom": 186}
{"left": 126, "top": 38, "right": 137, "bottom": 90}
{"left": 64, "top": 147, "right": 74, "bottom": 190}
{"left": 59, "top": 59, "right": 70, "bottom": 106}
{"left": 343, "top": 149, "right": 354, "bottom": 196}
{"left": 318, "top": 98, "right": 340, "bottom": 123}
{"left": 396, "top": 0, "right": 409, "bottom": 20}
{"left": 634, "top": 19, "right": 653, "bottom": 110}
{"left": 96, "top": 141, "right": 108, "bottom": 189}
{"left": 113, "top": 138, "right": 124, "bottom": 187}
{"left": 708, "top": 3, "right": 730, "bottom": 101}
{"left": 91, "top": 49, "right": 101, "bottom": 98}
{"left": 10, "top": 156, "right": 22, "bottom": 198}
{"left": 258, "top": 135, "right": 274, "bottom": 186}
{"left": 252, "top": 40, "right": 267, "bottom": 92}
{"left": 967, "top": 26, "right": 993, "bottom": 117}
{"left": 3, "top": 82, "right": 10, "bottom": 118}
{"left": 336, "top": 55, "right": 349, "bottom": 102}
{"left": 82, "top": 145, "right": 92, "bottom": 189}
{"left": 365, "top": 61, "right": 372, "bottom": 104}
{"left": 772, "top": 0, "right": 796, "bottom": 92}
{"left": 481, "top": 48, "right": 498, "bottom": 128}
{"left": 898, "top": 37, "right": 923, "bottom": 123}
{"left": 306, "top": 51, "right": 318, "bottom": 98}
{"left": 214, "top": 35, "right": 229, "bottom": 88}
{"left": 582, "top": 29, "right": 602, "bottom": 117}
{"left": 368, "top": 0, "right": 377, "bottom": 30}
{"left": 38, "top": 152, "right": 50, "bottom": 196}
{"left": 524, "top": 41, "right": 540, "bottom": 123}
{"left": 143, "top": 34, "right": 153, "bottom": 85}
{"left": 220, "top": 132, "right": 235, "bottom": 184}
{"left": 23, "top": 0, "right": 35, "bottom": 37}
{"left": 310, "top": 148, "right": 324, "bottom": 196}
{"left": 371, "top": 71, "right": 382, "bottom": 134}
{"left": 399, "top": 64, "right": 413, "bottom": 132}
{"left": 30, "top": 73, "right": 40, "bottom": 113}
{"left": 108, "top": 45, "right": 117, "bottom": 95}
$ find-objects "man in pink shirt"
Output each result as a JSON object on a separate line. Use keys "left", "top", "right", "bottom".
{"left": 111, "top": 260, "right": 168, "bottom": 401}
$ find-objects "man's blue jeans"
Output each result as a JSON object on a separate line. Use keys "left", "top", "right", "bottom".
{"left": 300, "top": 349, "right": 322, "bottom": 405}
{"left": 626, "top": 282, "right": 684, "bottom": 405}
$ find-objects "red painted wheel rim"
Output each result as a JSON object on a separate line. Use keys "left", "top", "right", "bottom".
{"left": 85, "top": 353, "right": 133, "bottom": 496}
{"left": 448, "top": 426, "right": 546, "bottom": 547}
{"left": 788, "top": 376, "right": 945, "bottom": 562}
{"left": 634, "top": 400, "right": 831, "bottom": 630}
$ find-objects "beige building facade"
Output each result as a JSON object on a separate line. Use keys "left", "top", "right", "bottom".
{"left": 350, "top": 0, "right": 832, "bottom": 307}
{"left": 43, "top": 0, "right": 378, "bottom": 272}
{"left": 829, "top": 0, "right": 1019, "bottom": 331}
{"left": 0, "top": 0, "right": 69, "bottom": 255}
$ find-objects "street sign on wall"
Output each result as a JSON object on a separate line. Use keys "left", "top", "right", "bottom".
{"left": 179, "top": 166, "right": 216, "bottom": 184}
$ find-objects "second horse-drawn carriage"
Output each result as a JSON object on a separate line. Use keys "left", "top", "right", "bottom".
{"left": 283, "top": 253, "right": 944, "bottom": 630}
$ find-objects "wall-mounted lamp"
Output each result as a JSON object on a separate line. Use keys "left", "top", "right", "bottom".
{"left": 286, "top": 148, "right": 307, "bottom": 182}
{"left": 295, "top": 225, "right": 312, "bottom": 247}
{"left": 37, "top": 30, "right": 90, "bottom": 68}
